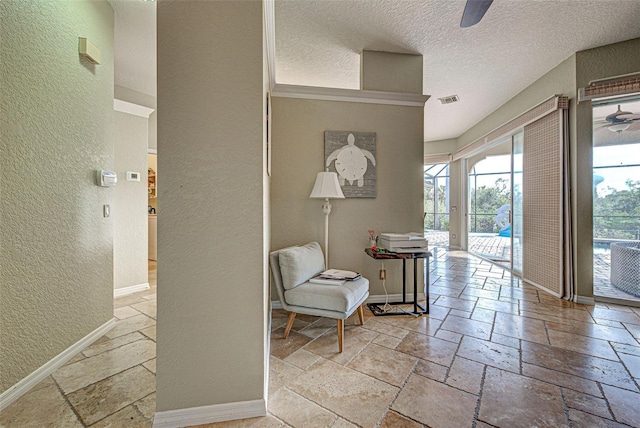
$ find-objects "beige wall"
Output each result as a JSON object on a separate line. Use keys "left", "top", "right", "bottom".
{"left": 573, "top": 37, "right": 640, "bottom": 298}
{"left": 156, "top": 0, "right": 267, "bottom": 413}
{"left": 361, "top": 51, "right": 423, "bottom": 94}
{"left": 271, "top": 98, "right": 425, "bottom": 297}
{"left": 114, "top": 111, "right": 149, "bottom": 291}
{"left": 0, "top": 0, "right": 114, "bottom": 392}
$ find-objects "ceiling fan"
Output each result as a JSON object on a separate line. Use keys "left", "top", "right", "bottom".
{"left": 594, "top": 105, "right": 640, "bottom": 134}
{"left": 460, "top": 0, "right": 494, "bottom": 28}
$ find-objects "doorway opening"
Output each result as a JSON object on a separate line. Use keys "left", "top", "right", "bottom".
{"left": 466, "top": 132, "right": 523, "bottom": 273}
{"left": 424, "top": 163, "right": 450, "bottom": 249}
{"left": 592, "top": 97, "right": 640, "bottom": 305}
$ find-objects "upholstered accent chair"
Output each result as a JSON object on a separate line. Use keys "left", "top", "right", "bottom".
{"left": 270, "top": 242, "right": 369, "bottom": 352}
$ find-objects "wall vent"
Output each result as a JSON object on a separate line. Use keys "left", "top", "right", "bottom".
{"left": 438, "top": 95, "right": 460, "bottom": 104}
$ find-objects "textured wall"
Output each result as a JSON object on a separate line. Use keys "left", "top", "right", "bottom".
{"left": 156, "top": 0, "right": 267, "bottom": 412}
{"left": 114, "top": 111, "right": 148, "bottom": 291}
{"left": 0, "top": 0, "right": 114, "bottom": 392}
{"left": 271, "top": 98, "right": 425, "bottom": 298}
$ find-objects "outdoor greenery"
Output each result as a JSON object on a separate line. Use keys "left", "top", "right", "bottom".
{"left": 469, "top": 177, "right": 512, "bottom": 233}
{"left": 424, "top": 179, "right": 449, "bottom": 230}
{"left": 593, "top": 179, "right": 640, "bottom": 240}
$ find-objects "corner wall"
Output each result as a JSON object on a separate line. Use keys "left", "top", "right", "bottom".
{"left": 271, "top": 98, "right": 425, "bottom": 298}
{"left": 114, "top": 111, "right": 149, "bottom": 292}
{"left": 156, "top": 0, "right": 267, "bottom": 417}
{"left": 0, "top": 0, "right": 114, "bottom": 392}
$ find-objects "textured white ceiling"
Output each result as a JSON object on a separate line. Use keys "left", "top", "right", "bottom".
{"left": 110, "top": 0, "right": 156, "bottom": 97}
{"left": 274, "top": 0, "right": 640, "bottom": 142}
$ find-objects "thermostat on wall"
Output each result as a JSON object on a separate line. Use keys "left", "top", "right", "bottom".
{"left": 126, "top": 171, "right": 141, "bottom": 182}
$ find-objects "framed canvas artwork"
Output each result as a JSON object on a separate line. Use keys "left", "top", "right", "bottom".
{"left": 324, "top": 130, "right": 377, "bottom": 198}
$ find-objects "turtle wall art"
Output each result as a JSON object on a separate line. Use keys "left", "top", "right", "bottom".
{"left": 324, "top": 130, "right": 377, "bottom": 198}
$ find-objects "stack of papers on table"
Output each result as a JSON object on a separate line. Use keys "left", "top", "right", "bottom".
{"left": 309, "top": 269, "right": 361, "bottom": 285}
{"left": 379, "top": 233, "right": 428, "bottom": 253}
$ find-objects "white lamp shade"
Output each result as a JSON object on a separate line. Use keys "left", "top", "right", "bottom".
{"left": 309, "top": 172, "right": 345, "bottom": 199}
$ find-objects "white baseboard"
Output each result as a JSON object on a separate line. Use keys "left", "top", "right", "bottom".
{"left": 0, "top": 318, "right": 115, "bottom": 412}
{"left": 270, "top": 293, "right": 426, "bottom": 311}
{"left": 153, "top": 399, "right": 266, "bottom": 428}
{"left": 366, "top": 293, "right": 426, "bottom": 304}
{"left": 114, "top": 282, "right": 150, "bottom": 298}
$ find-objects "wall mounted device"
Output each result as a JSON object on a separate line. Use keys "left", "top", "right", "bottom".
{"left": 126, "top": 171, "right": 141, "bottom": 182}
{"left": 96, "top": 170, "right": 117, "bottom": 187}
{"left": 78, "top": 37, "right": 101, "bottom": 64}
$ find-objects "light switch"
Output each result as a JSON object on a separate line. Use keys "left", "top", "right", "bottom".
{"left": 451, "top": 206, "right": 457, "bottom": 212}
{"left": 103, "top": 204, "right": 110, "bottom": 218}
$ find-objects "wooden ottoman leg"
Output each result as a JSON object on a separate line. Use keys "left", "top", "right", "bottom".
{"left": 357, "top": 304, "right": 365, "bottom": 325}
{"left": 337, "top": 319, "right": 344, "bottom": 353}
{"left": 284, "top": 312, "right": 296, "bottom": 339}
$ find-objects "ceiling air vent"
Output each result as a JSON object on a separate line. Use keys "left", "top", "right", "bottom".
{"left": 438, "top": 95, "right": 460, "bottom": 105}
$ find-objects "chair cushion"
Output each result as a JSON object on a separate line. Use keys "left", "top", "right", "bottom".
{"left": 278, "top": 242, "right": 325, "bottom": 290}
{"left": 284, "top": 277, "right": 369, "bottom": 314}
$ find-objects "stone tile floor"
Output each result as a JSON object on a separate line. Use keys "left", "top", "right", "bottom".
{"left": 427, "top": 231, "right": 640, "bottom": 306}
{"left": 2, "top": 253, "right": 640, "bottom": 427}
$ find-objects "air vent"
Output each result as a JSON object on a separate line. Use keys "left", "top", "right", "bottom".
{"left": 438, "top": 95, "right": 460, "bottom": 105}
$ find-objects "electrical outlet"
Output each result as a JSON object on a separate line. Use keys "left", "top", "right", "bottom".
{"left": 103, "top": 204, "right": 110, "bottom": 218}
{"left": 379, "top": 269, "right": 386, "bottom": 280}
{"left": 452, "top": 233, "right": 457, "bottom": 239}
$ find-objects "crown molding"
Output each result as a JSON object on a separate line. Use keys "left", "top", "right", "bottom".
{"left": 271, "top": 83, "right": 430, "bottom": 107}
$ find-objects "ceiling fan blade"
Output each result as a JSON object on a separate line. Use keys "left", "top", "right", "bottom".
{"left": 460, "top": 0, "right": 494, "bottom": 28}
{"left": 618, "top": 113, "right": 640, "bottom": 120}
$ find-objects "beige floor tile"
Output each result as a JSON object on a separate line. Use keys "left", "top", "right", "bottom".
{"left": 283, "top": 349, "right": 321, "bottom": 370}
{"left": 140, "top": 325, "right": 157, "bottom": 341}
{"left": 392, "top": 373, "right": 477, "bottom": 428}
{"left": 83, "top": 332, "right": 145, "bottom": 357}
{"left": 379, "top": 411, "right": 423, "bottom": 428}
{"left": 479, "top": 367, "right": 568, "bottom": 427}
{"left": 489, "top": 332, "right": 520, "bottom": 349}
{"left": 457, "top": 336, "right": 520, "bottom": 373}
{"left": 562, "top": 388, "right": 612, "bottom": 419}
{"left": 522, "top": 362, "right": 602, "bottom": 397}
{"left": 114, "top": 306, "right": 142, "bottom": 320}
{"left": 446, "top": 356, "right": 484, "bottom": 395}
{"left": 330, "top": 417, "right": 358, "bottom": 428}
{"left": 269, "top": 356, "right": 304, "bottom": 396}
{"left": 64, "top": 352, "right": 87, "bottom": 366}
{"left": 618, "top": 351, "right": 640, "bottom": 379}
{"left": 304, "top": 326, "right": 377, "bottom": 365}
{"left": 90, "top": 404, "right": 151, "bottom": 427}
{"left": 568, "top": 409, "right": 628, "bottom": 427}
{"left": 413, "top": 359, "right": 447, "bottom": 382}
{"left": 396, "top": 332, "right": 458, "bottom": 367}
{"left": 67, "top": 365, "right": 156, "bottom": 426}
{"left": 131, "top": 300, "right": 157, "bottom": 319}
{"left": 53, "top": 339, "right": 155, "bottom": 394}
{"left": 143, "top": 358, "right": 156, "bottom": 374}
{"left": 133, "top": 393, "right": 156, "bottom": 420}
{"left": 288, "top": 359, "right": 398, "bottom": 427}
{"left": 347, "top": 343, "right": 417, "bottom": 386}
{"left": 362, "top": 318, "right": 410, "bottom": 339}
{"left": 441, "top": 315, "right": 492, "bottom": 340}
{"left": 602, "top": 384, "right": 640, "bottom": 426}
{"left": 548, "top": 329, "right": 618, "bottom": 360}
{"left": 492, "top": 311, "right": 549, "bottom": 344}
{"left": 271, "top": 328, "right": 313, "bottom": 360}
{"left": 268, "top": 388, "right": 337, "bottom": 427}
{"left": 521, "top": 341, "right": 637, "bottom": 391}
{"left": 372, "top": 333, "right": 402, "bottom": 349}
{"left": 114, "top": 294, "right": 147, "bottom": 309}
{"left": 0, "top": 379, "right": 82, "bottom": 428}
{"left": 106, "top": 314, "right": 156, "bottom": 339}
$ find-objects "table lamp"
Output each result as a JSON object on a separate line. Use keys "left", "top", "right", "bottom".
{"left": 310, "top": 171, "right": 345, "bottom": 268}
